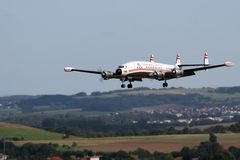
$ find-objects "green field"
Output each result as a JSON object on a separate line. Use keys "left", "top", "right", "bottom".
{"left": 0, "top": 122, "right": 63, "bottom": 140}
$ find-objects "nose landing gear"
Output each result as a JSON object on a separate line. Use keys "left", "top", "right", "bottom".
{"left": 121, "top": 84, "right": 126, "bottom": 88}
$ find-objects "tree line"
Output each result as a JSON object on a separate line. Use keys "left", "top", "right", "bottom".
{"left": 46, "top": 121, "right": 240, "bottom": 138}
{"left": 1, "top": 134, "right": 240, "bottom": 160}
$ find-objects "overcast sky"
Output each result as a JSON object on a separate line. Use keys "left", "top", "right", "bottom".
{"left": 0, "top": 0, "right": 239, "bottom": 95}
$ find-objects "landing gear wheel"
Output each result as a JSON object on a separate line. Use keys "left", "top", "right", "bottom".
{"left": 127, "top": 83, "right": 133, "bottom": 88}
{"left": 163, "top": 82, "right": 168, "bottom": 88}
{"left": 121, "top": 84, "right": 125, "bottom": 88}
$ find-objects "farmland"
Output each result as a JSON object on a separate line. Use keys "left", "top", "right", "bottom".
{"left": 1, "top": 122, "right": 240, "bottom": 153}
{"left": 12, "top": 133, "right": 240, "bottom": 153}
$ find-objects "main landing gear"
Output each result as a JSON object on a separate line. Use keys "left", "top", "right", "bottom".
{"left": 127, "top": 83, "right": 133, "bottom": 88}
{"left": 162, "top": 80, "right": 168, "bottom": 88}
{"left": 121, "top": 82, "right": 133, "bottom": 88}
{"left": 163, "top": 82, "right": 168, "bottom": 87}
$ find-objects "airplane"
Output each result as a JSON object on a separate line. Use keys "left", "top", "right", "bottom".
{"left": 64, "top": 52, "right": 234, "bottom": 88}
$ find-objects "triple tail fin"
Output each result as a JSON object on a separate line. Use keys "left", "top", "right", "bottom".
{"left": 149, "top": 54, "right": 155, "bottom": 62}
{"left": 204, "top": 52, "right": 209, "bottom": 71}
{"left": 176, "top": 54, "right": 181, "bottom": 66}
{"left": 204, "top": 52, "right": 209, "bottom": 66}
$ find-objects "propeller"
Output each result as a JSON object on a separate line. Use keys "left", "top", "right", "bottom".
{"left": 97, "top": 67, "right": 104, "bottom": 82}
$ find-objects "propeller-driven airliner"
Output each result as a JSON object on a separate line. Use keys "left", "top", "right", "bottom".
{"left": 64, "top": 53, "right": 234, "bottom": 88}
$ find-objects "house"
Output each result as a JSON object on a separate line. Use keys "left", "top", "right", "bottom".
{"left": 0, "top": 154, "right": 7, "bottom": 160}
{"left": 90, "top": 157, "right": 100, "bottom": 160}
{"left": 80, "top": 156, "right": 100, "bottom": 160}
{"left": 47, "top": 157, "right": 64, "bottom": 160}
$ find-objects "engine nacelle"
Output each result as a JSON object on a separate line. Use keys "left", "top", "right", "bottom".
{"left": 171, "top": 69, "right": 183, "bottom": 78}
{"left": 101, "top": 71, "right": 114, "bottom": 80}
{"left": 152, "top": 71, "right": 164, "bottom": 79}
{"left": 115, "top": 69, "right": 122, "bottom": 75}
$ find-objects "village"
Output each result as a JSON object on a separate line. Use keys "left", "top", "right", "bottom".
{"left": 132, "top": 105, "right": 240, "bottom": 126}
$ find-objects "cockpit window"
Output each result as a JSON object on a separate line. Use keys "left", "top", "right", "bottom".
{"left": 119, "top": 66, "right": 124, "bottom": 68}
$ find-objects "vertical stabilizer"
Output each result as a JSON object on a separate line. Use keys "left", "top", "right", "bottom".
{"left": 150, "top": 54, "right": 155, "bottom": 62}
{"left": 204, "top": 52, "right": 209, "bottom": 66}
{"left": 176, "top": 54, "right": 181, "bottom": 65}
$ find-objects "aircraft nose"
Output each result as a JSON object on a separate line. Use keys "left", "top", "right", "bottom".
{"left": 115, "top": 69, "right": 122, "bottom": 75}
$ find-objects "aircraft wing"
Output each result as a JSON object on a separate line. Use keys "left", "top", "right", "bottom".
{"left": 183, "top": 62, "right": 234, "bottom": 73}
{"left": 64, "top": 67, "right": 118, "bottom": 80}
{"left": 64, "top": 67, "right": 102, "bottom": 74}
{"left": 179, "top": 64, "right": 206, "bottom": 67}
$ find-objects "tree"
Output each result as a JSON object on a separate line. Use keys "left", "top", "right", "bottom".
{"left": 134, "top": 148, "right": 152, "bottom": 160}
{"left": 209, "top": 133, "right": 217, "bottom": 143}
{"left": 213, "top": 150, "right": 235, "bottom": 160}
{"left": 71, "top": 142, "right": 77, "bottom": 147}
{"left": 90, "top": 91, "right": 102, "bottom": 96}
{"left": 229, "top": 122, "right": 240, "bottom": 132}
{"left": 114, "top": 150, "right": 130, "bottom": 160}
{"left": 74, "top": 92, "right": 87, "bottom": 97}
{"left": 182, "top": 127, "right": 190, "bottom": 134}
{"left": 153, "top": 152, "right": 173, "bottom": 160}
{"left": 180, "top": 147, "right": 192, "bottom": 160}
{"left": 41, "top": 118, "right": 56, "bottom": 129}
{"left": 229, "top": 146, "right": 240, "bottom": 160}
{"left": 207, "top": 125, "right": 226, "bottom": 133}
{"left": 196, "top": 134, "right": 235, "bottom": 160}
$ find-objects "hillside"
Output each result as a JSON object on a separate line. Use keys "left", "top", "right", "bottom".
{"left": 1, "top": 86, "right": 239, "bottom": 113}
{"left": 0, "top": 122, "right": 63, "bottom": 140}
{"left": 0, "top": 86, "right": 240, "bottom": 138}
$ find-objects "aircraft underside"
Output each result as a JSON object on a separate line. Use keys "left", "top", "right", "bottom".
{"left": 119, "top": 70, "right": 197, "bottom": 88}
{"left": 120, "top": 72, "right": 174, "bottom": 88}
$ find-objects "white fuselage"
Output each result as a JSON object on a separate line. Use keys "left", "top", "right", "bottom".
{"left": 118, "top": 61, "right": 176, "bottom": 78}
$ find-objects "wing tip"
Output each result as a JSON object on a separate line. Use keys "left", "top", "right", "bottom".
{"left": 64, "top": 67, "right": 75, "bottom": 72}
{"left": 224, "top": 61, "right": 234, "bottom": 67}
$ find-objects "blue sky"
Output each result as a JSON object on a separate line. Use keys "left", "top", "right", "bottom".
{"left": 0, "top": 0, "right": 239, "bottom": 95}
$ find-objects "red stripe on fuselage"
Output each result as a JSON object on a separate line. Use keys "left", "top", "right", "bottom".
{"left": 128, "top": 68, "right": 172, "bottom": 73}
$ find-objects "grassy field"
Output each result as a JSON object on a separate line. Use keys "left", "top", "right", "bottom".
{"left": 0, "top": 122, "right": 63, "bottom": 140}
{"left": 14, "top": 133, "right": 240, "bottom": 153}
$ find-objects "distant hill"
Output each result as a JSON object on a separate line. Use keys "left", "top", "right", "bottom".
{"left": 0, "top": 122, "right": 63, "bottom": 140}
{"left": 1, "top": 86, "right": 240, "bottom": 113}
